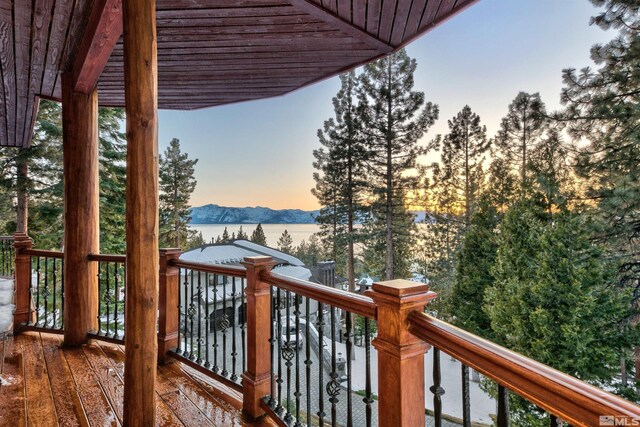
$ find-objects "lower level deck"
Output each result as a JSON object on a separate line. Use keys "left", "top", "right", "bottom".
{"left": 0, "top": 331, "right": 273, "bottom": 426}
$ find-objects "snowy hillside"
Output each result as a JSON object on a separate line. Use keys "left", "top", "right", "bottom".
{"left": 190, "top": 204, "right": 320, "bottom": 224}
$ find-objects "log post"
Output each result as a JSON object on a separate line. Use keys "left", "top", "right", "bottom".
{"left": 122, "top": 0, "right": 159, "bottom": 424}
{"left": 61, "top": 73, "right": 100, "bottom": 346}
{"left": 13, "top": 232, "right": 34, "bottom": 329}
{"left": 366, "top": 279, "right": 437, "bottom": 426}
{"left": 158, "top": 248, "right": 181, "bottom": 364}
{"left": 241, "top": 256, "right": 276, "bottom": 419}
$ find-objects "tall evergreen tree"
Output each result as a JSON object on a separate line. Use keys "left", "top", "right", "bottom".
{"left": 437, "top": 105, "right": 489, "bottom": 229}
{"left": 236, "top": 226, "right": 248, "bottom": 240}
{"left": 277, "top": 229, "right": 293, "bottom": 253}
{"left": 494, "top": 92, "right": 548, "bottom": 189}
{"left": 250, "top": 223, "right": 267, "bottom": 246}
{"left": 313, "top": 71, "right": 367, "bottom": 288}
{"left": 358, "top": 49, "right": 438, "bottom": 280}
{"left": 159, "top": 138, "right": 199, "bottom": 249}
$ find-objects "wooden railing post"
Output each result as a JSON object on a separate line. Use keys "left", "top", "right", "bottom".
{"left": 13, "top": 232, "right": 33, "bottom": 330}
{"left": 366, "top": 279, "right": 437, "bottom": 427}
{"left": 158, "top": 248, "right": 181, "bottom": 364}
{"left": 241, "top": 256, "right": 276, "bottom": 419}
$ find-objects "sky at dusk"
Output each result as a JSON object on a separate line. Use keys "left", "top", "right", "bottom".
{"left": 157, "top": 0, "right": 612, "bottom": 211}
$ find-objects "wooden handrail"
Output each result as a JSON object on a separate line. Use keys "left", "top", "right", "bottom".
{"left": 407, "top": 311, "right": 640, "bottom": 426}
{"left": 170, "top": 258, "right": 247, "bottom": 278}
{"left": 88, "top": 253, "right": 126, "bottom": 262}
{"left": 21, "top": 248, "right": 64, "bottom": 259}
{"left": 260, "top": 270, "right": 377, "bottom": 319}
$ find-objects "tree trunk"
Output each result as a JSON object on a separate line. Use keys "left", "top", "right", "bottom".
{"left": 385, "top": 59, "right": 394, "bottom": 281}
{"left": 16, "top": 149, "right": 28, "bottom": 233}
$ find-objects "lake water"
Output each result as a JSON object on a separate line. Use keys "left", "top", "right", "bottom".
{"left": 189, "top": 223, "right": 320, "bottom": 247}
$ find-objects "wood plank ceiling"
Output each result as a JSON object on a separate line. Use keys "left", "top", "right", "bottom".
{"left": 0, "top": 0, "right": 478, "bottom": 148}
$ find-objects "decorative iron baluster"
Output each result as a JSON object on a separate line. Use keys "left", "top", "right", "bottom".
{"left": 204, "top": 272, "right": 210, "bottom": 369}
{"left": 176, "top": 267, "right": 182, "bottom": 355}
{"left": 364, "top": 318, "right": 373, "bottom": 427}
{"left": 183, "top": 268, "right": 190, "bottom": 358}
{"left": 462, "top": 364, "right": 471, "bottom": 427}
{"left": 212, "top": 274, "right": 219, "bottom": 372}
{"left": 327, "top": 306, "right": 340, "bottom": 426}
{"left": 268, "top": 285, "right": 276, "bottom": 408}
{"left": 283, "top": 291, "right": 293, "bottom": 424}
{"left": 294, "top": 294, "right": 301, "bottom": 426}
{"left": 189, "top": 269, "right": 196, "bottom": 361}
{"left": 497, "top": 384, "right": 510, "bottom": 427}
{"left": 114, "top": 262, "right": 120, "bottom": 338}
{"left": 345, "top": 311, "right": 353, "bottom": 427}
{"left": 221, "top": 275, "right": 229, "bottom": 377}
{"left": 231, "top": 276, "right": 238, "bottom": 382}
{"left": 241, "top": 277, "right": 246, "bottom": 374}
{"left": 275, "top": 287, "right": 284, "bottom": 413}
{"left": 550, "top": 415, "right": 558, "bottom": 427}
{"left": 52, "top": 258, "right": 57, "bottom": 327}
{"left": 196, "top": 270, "right": 203, "bottom": 364}
{"left": 97, "top": 262, "right": 103, "bottom": 333}
{"left": 430, "top": 348, "right": 445, "bottom": 427}
{"left": 43, "top": 257, "right": 50, "bottom": 327}
{"left": 34, "top": 256, "right": 40, "bottom": 326}
{"left": 305, "top": 297, "right": 312, "bottom": 427}
{"left": 317, "top": 302, "right": 325, "bottom": 425}
{"left": 105, "top": 261, "right": 111, "bottom": 336}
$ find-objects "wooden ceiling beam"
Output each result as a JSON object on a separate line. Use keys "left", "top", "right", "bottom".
{"left": 71, "top": 0, "right": 122, "bottom": 94}
{"left": 286, "top": 0, "right": 394, "bottom": 53}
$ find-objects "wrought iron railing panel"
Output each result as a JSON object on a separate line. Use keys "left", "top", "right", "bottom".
{"left": 174, "top": 267, "right": 247, "bottom": 388}
{"left": 0, "top": 237, "right": 14, "bottom": 277}
{"left": 265, "top": 284, "right": 377, "bottom": 427}
{"left": 29, "top": 252, "right": 64, "bottom": 330}
{"left": 96, "top": 258, "right": 126, "bottom": 339}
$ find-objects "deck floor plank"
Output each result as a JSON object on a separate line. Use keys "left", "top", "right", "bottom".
{"left": 0, "top": 334, "right": 26, "bottom": 426}
{"left": 40, "top": 334, "right": 90, "bottom": 427}
{"left": 62, "top": 343, "right": 119, "bottom": 426}
{"left": 20, "top": 332, "right": 58, "bottom": 426}
{"left": 80, "top": 343, "right": 125, "bottom": 423}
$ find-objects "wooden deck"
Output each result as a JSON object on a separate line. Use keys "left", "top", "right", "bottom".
{"left": 0, "top": 332, "right": 274, "bottom": 426}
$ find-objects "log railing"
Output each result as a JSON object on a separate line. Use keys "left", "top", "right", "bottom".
{"left": 408, "top": 311, "right": 640, "bottom": 426}
{"left": 9, "top": 238, "right": 640, "bottom": 426}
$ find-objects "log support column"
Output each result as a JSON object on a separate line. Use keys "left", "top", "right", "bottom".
{"left": 122, "top": 0, "right": 159, "bottom": 424}
{"left": 13, "top": 232, "right": 34, "bottom": 330}
{"left": 366, "top": 280, "right": 437, "bottom": 426}
{"left": 158, "top": 248, "right": 181, "bottom": 364}
{"left": 241, "top": 256, "right": 276, "bottom": 418}
{"left": 61, "top": 73, "right": 99, "bottom": 346}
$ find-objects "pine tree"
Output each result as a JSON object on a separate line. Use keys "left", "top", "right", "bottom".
{"left": 313, "top": 71, "right": 367, "bottom": 288}
{"left": 221, "top": 227, "right": 230, "bottom": 243}
{"left": 484, "top": 201, "right": 636, "bottom": 422}
{"left": 358, "top": 48, "right": 439, "bottom": 280}
{"left": 561, "top": 0, "right": 640, "bottom": 303}
{"left": 159, "top": 138, "right": 198, "bottom": 249}
{"left": 250, "top": 223, "right": 267, "bottom": 246}
{"left": 494, "top": 92, "right": 548, "bottom": 189}
{"left": 277, "top": 229, "right": 293, "bottom": 253}
{"left": 236, "top": 226, "right": 248, "bottom": 240}
{"left": 437, "top": 105, "right": 489, "bottom": 229}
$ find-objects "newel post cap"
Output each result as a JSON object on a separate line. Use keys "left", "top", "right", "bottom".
{"left": 241, "top": 256, "right": 276, "bottom": 267}
{"left": 12, "top": 232, "right": 33, "bottom": 249}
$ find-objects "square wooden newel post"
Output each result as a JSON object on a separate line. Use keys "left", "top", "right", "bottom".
{"left": 366, "top": 279, "right": 437, "bottom": 427}
{"left": 13, "top": 232, "right": 34, "bottom": 330}
{"left": 241, "top": 256, "right": 276, "bottom": 419}
{"left": 158, "top": 248, "right": 181, "bottom": 364}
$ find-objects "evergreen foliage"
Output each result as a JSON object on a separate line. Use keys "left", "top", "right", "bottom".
{"left": 313, "top": 71, "right": 367, "bottom": 286}
{"left": 250, "top": 223, "right": 267, "bottom": 246}
{"left": 159, "top": 138, "right": 199, "bottom": 249}
{"left": 237, "top": 226, "right": 248, "bottom": 240}
{"left": 277, "top": 229, "right": 293, "bottom": 253}
{"left": 358, "top": 48, "right": 438, "bottom": 280}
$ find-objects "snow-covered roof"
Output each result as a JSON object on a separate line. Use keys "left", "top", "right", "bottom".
{"left": 272, "top": 265, "right": 312, "bottom": 281}
{"left": 233, "top": 240, "right": 305, "bottom": 266}
{"left": 180, "top": 240, "right": 305, "bottom": 267}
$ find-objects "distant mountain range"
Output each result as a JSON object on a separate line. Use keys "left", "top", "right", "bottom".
{"left": 190, "top": 204, "right": 320, "bottom": 224}
{"left": 190, "top": 204, "right": 433, "bottom": 225}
